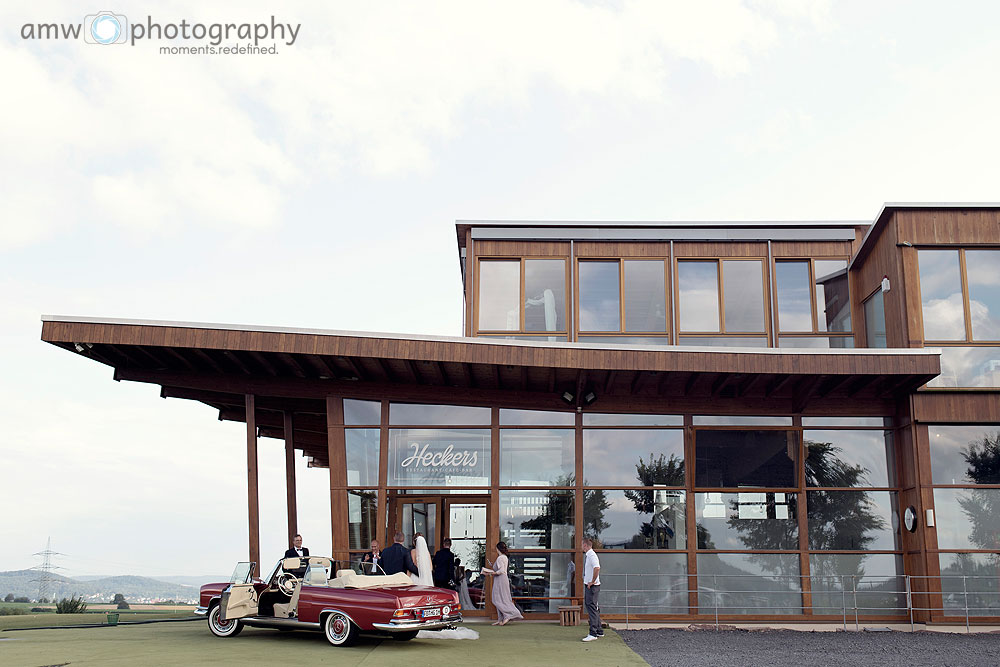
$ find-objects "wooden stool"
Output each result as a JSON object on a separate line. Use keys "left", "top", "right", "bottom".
{"left": 558, "top": 605, "right": 581, "bottom": 626}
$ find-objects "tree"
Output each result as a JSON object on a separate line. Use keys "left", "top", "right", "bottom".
{"left": 957, "top": 431, "right": 1000, "bottom": 566}
{"left": 112, "top": 593, "right": 130, "bottom": 610}
{"left": 55, "top": 595, "right": 87, "bottom": 614}
{"left": 622, "top": 453, "right": 686, "bottom": 548}
{"left": 518, "top": 474, "right": 610, "bottom": 547}
{"left": 3, "top": 593, "right": 12, "bottom": 603}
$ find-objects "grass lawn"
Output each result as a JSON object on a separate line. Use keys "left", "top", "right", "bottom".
{"left": 0, "top": 619, "right": 648, "bottom": 666}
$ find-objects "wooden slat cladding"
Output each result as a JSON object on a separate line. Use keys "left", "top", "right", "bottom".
{"left": 673, "top": 241, "right": 766, "bottom": 257}
{"left": 770, "top": 240, "right": 855, "bottom": 257}
{"left": 473, "top": 240, "right": 570, "bottom": 256}
{"left": 896, "top": 209, "right": 1000, "bottom": 246}
{"left": 41, "top": 319, "right": 939, "bottom": 378}
{"left": 852, "top": 212, "right": 908, "bottom": 347}
{"left": 911, "top": 391, "right": 1000, "bottom": 423}
{"left": 574, "top": 241, "right": 669, "bottom": 257}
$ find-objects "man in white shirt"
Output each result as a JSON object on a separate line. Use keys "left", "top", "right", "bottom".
{"left": 581, "top": 537, "right": 603, "bottom": 642}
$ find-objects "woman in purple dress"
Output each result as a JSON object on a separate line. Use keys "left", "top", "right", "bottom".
{"left": 483, "top": 541, "right": 523, "bottom": 626}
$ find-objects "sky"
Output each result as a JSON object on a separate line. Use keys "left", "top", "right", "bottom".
{"left": 3, "top": 0, "right": 1000, "bottom": 580}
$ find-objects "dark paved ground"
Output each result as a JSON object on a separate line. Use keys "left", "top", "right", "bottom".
{"left": 619, "top": 628, "right": 1000, "bottom": 667}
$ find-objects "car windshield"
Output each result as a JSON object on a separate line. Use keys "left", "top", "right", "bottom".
{"left": 229, "top": 562, "right": 254, "bottom": 584}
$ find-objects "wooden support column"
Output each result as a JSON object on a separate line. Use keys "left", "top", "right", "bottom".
{"left": 574, "top": 410, "right": 584, "bottom": 606}
{"left": 245, "top": 394, "right": 260, "bottom": 577}
{"left": 487, "top": 406, "right": 500, "bottom": 620}
{"left": 283, "top": 411, "right": 298, "bottom": 549}
{"left": 377, "top": 400, "right": 390, "bottom": 549}
{"left": 327, "top": 396, "right": 349, "bottom": 562}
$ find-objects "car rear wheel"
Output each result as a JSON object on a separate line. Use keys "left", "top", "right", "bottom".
{"left": 208, "top": 604, "right": 244, "bottom": 638}
{"left": 392, "top": 630, "right": 419, "bottom": 641}
{"left": 323, "top": 611, "right": 358, "bottom": 647}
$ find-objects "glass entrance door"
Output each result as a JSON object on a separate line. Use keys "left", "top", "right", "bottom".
{"left": 446, "top": 499, "right": 488, "bottom": 612}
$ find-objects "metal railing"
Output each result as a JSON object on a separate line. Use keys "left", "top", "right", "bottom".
{"left": 598, "top": 573, "right": 1000, "bottom": 632}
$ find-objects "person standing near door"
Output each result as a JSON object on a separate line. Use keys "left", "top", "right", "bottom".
{"left": 482, "top": 541, "right": 523, "bottom": 626}
{"left": 381, "top": 531, "right": 419, "bottom": 576}
{"left": 581, "top": 537, "right": 603, "bottom": 642}
{"left": 432, "top": 538, "right": 456, "bottom": 589}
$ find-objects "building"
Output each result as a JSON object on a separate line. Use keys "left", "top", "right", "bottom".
{"left": 41, "top": 203, "right": 1000, "bottom": 623}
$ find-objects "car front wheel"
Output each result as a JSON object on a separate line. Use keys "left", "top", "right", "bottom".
{"left": 323, "top": 611, "right": 358, "bottom": 646}
{"left": 208, "top": 604, "right": 244, "bottom": 638}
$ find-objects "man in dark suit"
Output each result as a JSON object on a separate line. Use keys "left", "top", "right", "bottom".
{"left": 283, "top": 534, "right": 310, "bottom": 559}
{"left": 432, "top": 538, "right": 456, "bottom": 589}
{"left": 380, "top": 531, "right": 419, "bottom": 576}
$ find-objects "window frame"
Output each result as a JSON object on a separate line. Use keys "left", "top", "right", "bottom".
{"left": 772, "top": 256, "right": 854, "bottom": 344}
{"left": 574, "top": 257, "right": 670, "bottom": 337}
{"left": 917, "top": 246, "right": 1000, "bottom": 344}
{"left": 674, "top": 257, "right": 770, "bottom": 340}
{"left": 475, "top": 256, "right": 570, "bottom": 337}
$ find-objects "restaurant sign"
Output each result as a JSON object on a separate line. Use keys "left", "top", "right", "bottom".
{"left": 388, "top": 429, "right": 490, "bottom": 486}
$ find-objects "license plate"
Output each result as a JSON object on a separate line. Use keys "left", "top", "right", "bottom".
{"left": 421, "top": 608, "right": 441, "bottom": 618}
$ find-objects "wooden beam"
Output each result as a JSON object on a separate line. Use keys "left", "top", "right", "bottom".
{"left": 327, "top": 396, "right": 349, "bottom": 562}
{"left": 276, "top": 353, "right": 307, "bottom": 379}
{"left": 340, "top": 356, "right": 367, "bottom": 381}
{"left": 162, "top": 347, "right": 197, "bottom": 372}
{"left": 223, "top": 350, "right": 252, "bottom": 375}
{"left": 792, "top": 376, "right": 825, "bottom": 413}
{"left": 245, "top": 394, "right": 260, "bottom": 577}
{"left": 191, "top": 349, "right": 225, "bottom": 374}
{"left": 247, "top": 350, "right": 279, "bottom": 377}
{"left": 283, "top": 411, "right": 298, "bottom": 550}
{"left": 766, "top": 374, "right": 797, "bottom": 398}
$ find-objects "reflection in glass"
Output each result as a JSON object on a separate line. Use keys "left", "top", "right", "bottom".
{"left": 624, "top": 260, "right": 667, "bottom": 332}
{"left": 919, "top": 249, "right": 966, "bottom": 340}
{"left": 939, "top": 553, "right": 1000, "bottom": 616}
{"left": 807, "top": 490, "right": 898, "bottom": 550}
{"left": 863, "top": 289, "right": 887, "bottom": 348}
{"left": 696, "top": 554, "right": 801, "bottom": 614}
{"left": 695, "top": 430, "right": 797, "bottom": 488}
{"left": 477, "top": 334, "right": 568, "bottom": 342}
{"left": 678, "top": 261, "right": 720, "bottom": 332}
{"left": 814, "top": 260, "right": 851, "bottom": 332}
{"left": 801, "top": 417, "right": 889, "bottom": 427}
{"left": 722, "top": 260, "right": 765, "bottom": 332}
{"left": 927, "top": 346, "right": 1000, "bottom": 388}
{"left": 579, "top": 261, "right": 621, "bottom": 331}
{"left": 347, "top": 490, "right": 378, "bottom": 551}
{"left": 809, "top": 554, "right": 905, "bottom": 615}
{"left": 583, "top": 413, "right": 683, "bottom": 426}
{"left": 500, "top": 429, "right": 575, "bottom": 486}
{"left": 934, "top": 488, "right": 1000, "bottom": 550}
{"left": 966, "top": 250, "right": 1000, "bottom": 341}
{"left": 804, "top": 430, "right": 895, "bottom": 487}
{"left": 344, "top": 399, "right": 381, "bottom": 425}
{"left": 450, "top": 503, "right": 487, "bottom": 610}
{"left": 499, "top": 409, "right": 575, "bottom": 426}
{"left": 599, "top": 553, "right": 688, "bottom": 614}
{"left": 389, "top": 403, "right": 491, "bottom": 425}
{"left": 677, "top": 336, "right": 768, "bottom": 347}
{"left": 387, "top": 429, "right": 490, "bottom": 486}
{"left": 590, "top": 490, "right": 687, "bottom": 549}
{"left": 345, "top": 429, "right": 380, "bottom": 486}
{"left": 500, "top": 490, "right": 575, "bottom": 549}
{"left": 776, "top": 261, "right": 812, "bottom": 332}
{"left": 928, "top": 425, "right": 1000, "bottom": 484}
{"left": 507, "top": 553, "right": 574, "bottom": 613}
{"left": 696, "top": 492, "right": 797, "bottom": 550}
{"left": 524, "top": 259, "right": 566, "bottom": 332}
{"left": 577, "top": 336, "right": 670, "bottom": 345}
{"left": 693, "top": 416, "right": 793, "bottom": 426}
{"left": 583, "top": 429, "right": 684, "bottom": 486}
{"left": 478, "top": 260, "right": 520, "bottom": 331}
{"left": 778, "top": 336, "right": 854, "bottom": 348}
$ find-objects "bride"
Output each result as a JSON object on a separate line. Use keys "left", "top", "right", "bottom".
{"left": 410, "top": 533, "right": 434, "bottom": 586}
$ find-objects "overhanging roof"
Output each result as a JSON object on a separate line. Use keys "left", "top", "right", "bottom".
{"left": 41, "top": 315, "right": 940, "bottom": 465}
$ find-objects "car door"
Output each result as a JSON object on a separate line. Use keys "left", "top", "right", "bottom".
{"left": 219, "top": 561, "right": 258, "bottom": 621}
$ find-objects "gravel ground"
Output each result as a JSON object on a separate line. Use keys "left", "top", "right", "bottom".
{"left": 619, "top": 628, "right": 1000, "bottom": 667}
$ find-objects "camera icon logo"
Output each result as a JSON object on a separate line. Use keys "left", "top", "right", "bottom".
{"left": 83, "top": 11, "right": 128, "bottom": 44}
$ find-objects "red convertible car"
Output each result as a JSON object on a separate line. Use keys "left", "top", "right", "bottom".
{"left": 196, "top": 557, "right": 462, "bottom": 646}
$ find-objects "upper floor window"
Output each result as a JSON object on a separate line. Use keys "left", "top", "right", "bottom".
{"left": 919, "top": 249, "right": 1000, "bottom": 342}
{"left": 775, "top": 259, "right": 851, "bottom": 334}
{"left": 477, "top": 258, "right": 567, "bottom": 334}
{"left": 677, "top": 259, "right": 766, "bottom": 338}
{"left": 862, "top": 288, "right": 887, "bottom": 348}
{"left": 578, "top": 259, "right": 667, "bottom": 334}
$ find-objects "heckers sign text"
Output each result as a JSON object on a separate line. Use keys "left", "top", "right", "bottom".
{"left": 388, "top": 430, "right": 490, "bottom": 486}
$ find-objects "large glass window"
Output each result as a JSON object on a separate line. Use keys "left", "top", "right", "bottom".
{"left": 507, "top": 553, "right": 574, "bottom": 613}
{"left": 696, "top": 492, "right": 797, "bottom": 550}
{"left": 387, "top": 428, "right": 490, "bottom": 486}
{"left": 722, "top": 260, "right": 766, "bottom": 333}
{"left": 696, "top": 554, "right": 801, "bottom": 615}
{"left": 345, "top": 428, "right": 379, "bottom": 486}
{"left": 966, "top": 250, "right": 1000, "bottom": 340}
{"left": 478, "top": 260, "right": 520, "bottom": 331}
{"left": 775, "top": 260, "right": 812, "bottom": 332}
{"left": 809, "top": 554, "right": 905, "bottom": 616}
{"left": 598, "top": 553, "right": 688, "bottom": 615}
{"left": 524, "top": 259, "right": 567, "bottom": 332}
{"left": 919, "top": 249, "right": 966, "bottom": 341}
{"left": 804, "top": 430, "right": 895, "bottom": 487}
{"left": 776, "top": 259, "right": 852, "bottom": 345}
{"left": 938, "top": 553, "right": 1000, "bottom": 616}
{"left": 807, "top": 490, "right": 899, "bottom": 550}
{"left": 623, "top": 260, "right": 667, "bottom": 332}
{"left": 929, "top": 425, "right": 1000, "bottom": 485}
{"left": 500, "top": 490, "right": 575, "bottom": 549}
{"left": 583, "top": 413, "right": 683, "bottom": 426}
{"left": 390, "top": 403, "right": 491, "bottom": 426}
{"left": 583, "top": 429, "right": 684, "bottom": 486}
{"left": 347, "top": 490, "right": 378, "bottom": 551}
{"left": 933, "top": 488, "right": 1000, "bottom": 550}
{"left": 590, "top": 490, "right": 687, "bottom": 549}
{"left": 500, "top": 429, "right": 575, "bottom": 486}
{"left": 694, "top": 429, "right": 798, "bottom": 488}
{"left": 678, "top": 261, "right": 719, "bottom": 332}
{"left": 677, "top": 336, "right": 767, "bottom": 347}
{"left": 579, "top": 261, "right": 621, "bottom": 332}
{"left": 344, "top": 399, "right": 381, "bottom": 425}
{"left": 863, "top": 289, "right": 887, "bottom": 348}
{"left": 499, "top": 409, "right": 574, "bottom": 426}
{"left": 814, "top": 260, "right": 851, "bottom": 332}
{"left": 928, "top": 346, "right": 1000, "bottom": 388}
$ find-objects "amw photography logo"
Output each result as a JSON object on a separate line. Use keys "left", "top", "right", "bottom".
{"left": 21, "top": 11, "right": 301, "bottom": 55}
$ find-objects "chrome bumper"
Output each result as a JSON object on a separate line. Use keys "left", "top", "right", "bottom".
{"left": 371, "top": 614, "right": 462, "bottom": 632}
{"left": 194, "top": 606, "right": 209, "bottom": 617}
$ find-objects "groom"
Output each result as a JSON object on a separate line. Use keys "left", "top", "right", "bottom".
{"left": 381, "top": 531, "right": 419, "bottom": 576}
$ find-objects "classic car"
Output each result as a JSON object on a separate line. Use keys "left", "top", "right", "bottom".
{"left": 196, "top": 557, "right": 462, "bottom": 646}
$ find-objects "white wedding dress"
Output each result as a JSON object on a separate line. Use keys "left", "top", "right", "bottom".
{"left": 410, "top": 535, "right": 434, "bottom": 586}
